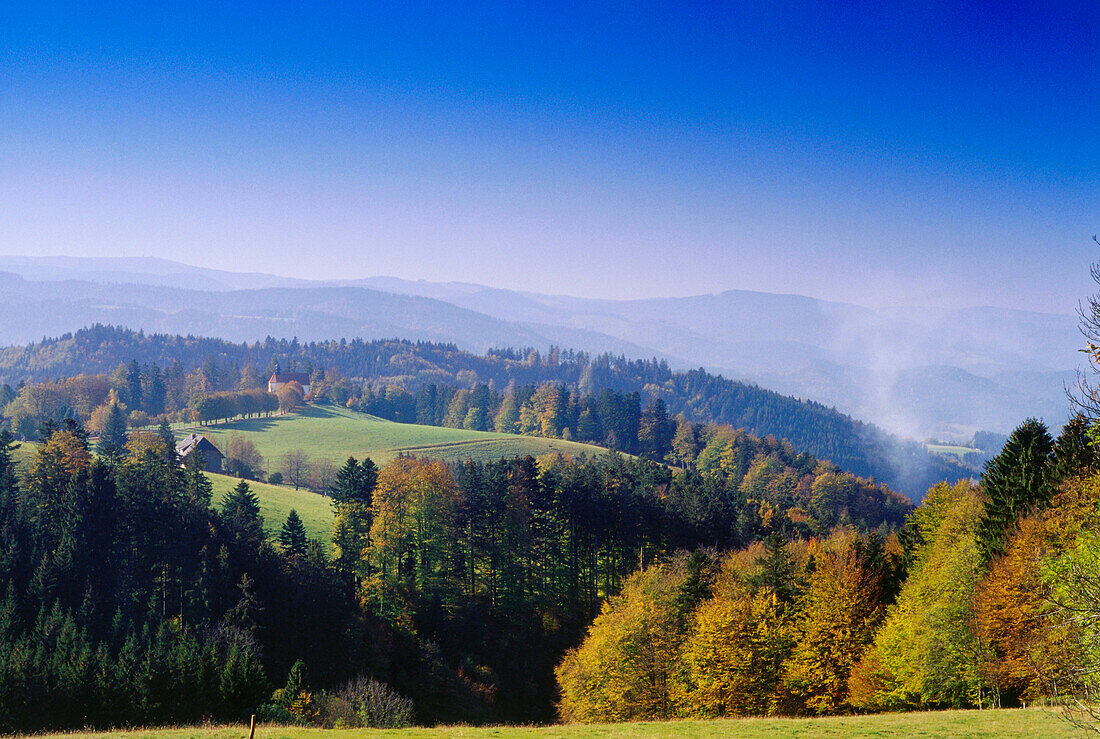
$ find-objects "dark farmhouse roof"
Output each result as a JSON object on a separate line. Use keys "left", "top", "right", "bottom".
{"left": 175, "top": 433, "right": 224, "bottom": 459}
{"left": 269, "top": 372, "right": 311, "bottom": 385}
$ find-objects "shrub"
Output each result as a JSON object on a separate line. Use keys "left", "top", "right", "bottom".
{"left": 319, "top": 676, "right": 415, "bottom": 729}
{"left": 256, "top": 702, "right": 299, "bottom": 725}
{"left": 128, "top": 409, "right": 151, "bottom": 428}
{"left": 268, "top": 472, "right": 284, "bottom": 485}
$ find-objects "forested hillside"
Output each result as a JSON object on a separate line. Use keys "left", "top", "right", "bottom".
{"left": 555, "top": 414, "right": 1100, "bottom": 723}
{"left": 0, "top": 406, "right": 909, "bottom": 730}
{"left": 0, "top": 325, "right": 962, "bottom": 495}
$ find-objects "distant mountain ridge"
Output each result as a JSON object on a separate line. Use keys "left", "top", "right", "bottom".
{"left": 0, "top": 256, "right": 1077, "bottom": 438}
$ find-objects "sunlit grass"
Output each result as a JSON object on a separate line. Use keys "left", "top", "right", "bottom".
{"left": 207, "top": 472, "right": 334, "bottom": 543}
{"left": 25, "top": 707, "right": 1077, "bottom": 738}
{"left": 177, "top": 403, "right": 611, "bottom": 467}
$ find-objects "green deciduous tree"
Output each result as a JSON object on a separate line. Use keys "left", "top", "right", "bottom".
{"left": 849, "top": 481, "right": 988, "bottom": 710}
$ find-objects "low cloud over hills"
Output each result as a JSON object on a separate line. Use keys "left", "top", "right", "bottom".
{"left": 0, "top": 256, "right": 1079, "bottom": 439}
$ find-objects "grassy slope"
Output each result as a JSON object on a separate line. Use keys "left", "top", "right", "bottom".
{"left": 207, "top": 472, "right": 333, "bottom": 543}
{"left": 926, "top": 443, "right": 981, "bottom": 457}
{"left": 33, "top": 708, "right": 1077, "bottom": 738}
{"left": 178, "top": 404, "right": 612, "bottom": 467}
{"left": 178, "top": 404, "right": 611, "bottom": 544}
{"left": 10, "top": 440, "right": 36, "bottom": 471}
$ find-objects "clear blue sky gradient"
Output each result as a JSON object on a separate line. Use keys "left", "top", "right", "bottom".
{"left": 1, "top": 1, "right": 1097, "bottom": 311}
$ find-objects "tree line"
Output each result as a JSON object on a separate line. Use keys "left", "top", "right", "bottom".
{"left": 0, "top": 324, "right": 961, "bottom": 494}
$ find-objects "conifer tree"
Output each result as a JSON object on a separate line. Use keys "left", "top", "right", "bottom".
{"left": 750, "top": 533, "right": 798, "bottom": 603}
{"left": 157, "top": 419, "right": 176, "bottom": 464}
{"left": 222, "top": 480, "right": 264, "bottom": 542}
{"left": 1051, "top": 414, "right": 1098, "bottom": 483}
{"left": 97, "top": 403, "right": 129, "bottom": 459}
{"left": 329, "top": 456, "right": 378, "bottom": 506}
{"left": 279, "top": 510, "right": 308, "bottom": 557}
{"left": 126, "top": 360, "right": 143, "bottom": 410}
{"left": 976, "top": 418, "right": 1053, "bottom": 562}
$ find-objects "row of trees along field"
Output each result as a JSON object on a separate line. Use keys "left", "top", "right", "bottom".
{"left": 0, "top": 400, "right": 909, "bottom": 731}
{"left": 1, "top": 371, "right": 305, "bottom": 441}
{"left": 0, "top": 365, "right": 956, "bottom": 501}
{"left": 0, "top": 324, "right": 963, "bottom": 494}
{"left": 555, "top": 415, "right": 1100, "bottom": 724}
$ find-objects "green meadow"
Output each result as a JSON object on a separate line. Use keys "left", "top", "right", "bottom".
{"left": 8, "top": 405, "right": 612, "bottom": 546}
{"left": 171, "top": 404, "right": 613, "bottom": 543}
{"left": 178, "top": 404, "right": 611, "bottom": 468}
{"left": 27, "top": 707, "right": 1077, "bottom": 738}
{"left": 206, "top": 472, "right": 334, "bottom": 542}
{"left": 925, "top": 443, "right": 981, "bottom": 458}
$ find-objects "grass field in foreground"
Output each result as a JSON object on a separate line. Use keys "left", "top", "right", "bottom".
{"left": 206, "top": 472, "right": 333, "bottom": 543}
{"left": 29, "top": 707, "right": 1077, "bottom": 739}
{"left": 179, "top": 404, "right": 612, "bottom": 468}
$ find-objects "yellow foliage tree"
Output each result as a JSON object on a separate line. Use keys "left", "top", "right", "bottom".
{"left": 367, "top": 458, "right": 461, "bottom": 621}
{"left": 783, "top": 530, "right": 885, "bottom": 714}
{"left": 555, "top": 557, "right": 692, "bottom": 722}
{"left": 124, "top": 430, "right": 168, "bottom": 461}
{"left": 674, "top": 584, "right": 794, "bottom": 717}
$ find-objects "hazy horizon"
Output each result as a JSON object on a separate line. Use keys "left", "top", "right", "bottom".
{"left": 0, "top": 252, "right": 1085, "bottom": 317}
{"left": 2, "top": 3, "right": 1097, "bottom": 314}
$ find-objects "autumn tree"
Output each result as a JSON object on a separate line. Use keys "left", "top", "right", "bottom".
{"left": 675, "top": 584, "right": 795, "bottom": 717}
{"left": 493, "top": 393, "right": 520, "bottom": 434}
{"left": 972, "top": 515, "right": 1050, "bottom": 704}
{"left": 783, "top": 530, "right": 888, "bottom": 714}
{"left": 277, "top": 381, "right": 305, "bottom": 413}
{"left": 281, "top": 450, "right": 312, "bottom": 491}
{"left": 669, "top": 418, "right": 700, "bottom": 468}
{"left": 367, "top": 458, "right": 462, "bottom": 619}
{"left": 556, "top": 556, "right": 694, "bottom": 722}
{"left": 225, "top": 434, "right": 265, "bottom": 480}
{"left": 308, "top": 457, "right": 338, "bottom": 494}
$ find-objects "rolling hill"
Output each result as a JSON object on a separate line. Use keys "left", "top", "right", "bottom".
{"left": 185, "top": 405, "right": 616, "bottom": 542}
{"left": 177, "top": 404, "right": 614, "bottom": 469}
{"left": 10, "top": 405, "right": 613, "bottom": 545}
{"left": 205, "top": 472, "right": 334, "bottom": 543}
{"left": 0, "top": 326, "right": 963, "bottom": 496}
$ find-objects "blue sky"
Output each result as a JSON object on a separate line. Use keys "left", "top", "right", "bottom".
{"left": 0, "top": 1, "right": 1096, "bottom": 311}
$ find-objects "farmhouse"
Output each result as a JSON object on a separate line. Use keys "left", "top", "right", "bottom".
{"left": 175, "top": 433, "right": 225, "bottom": 473}
{"left": 268, "top": 372, "right": 312, "bottom": 397}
